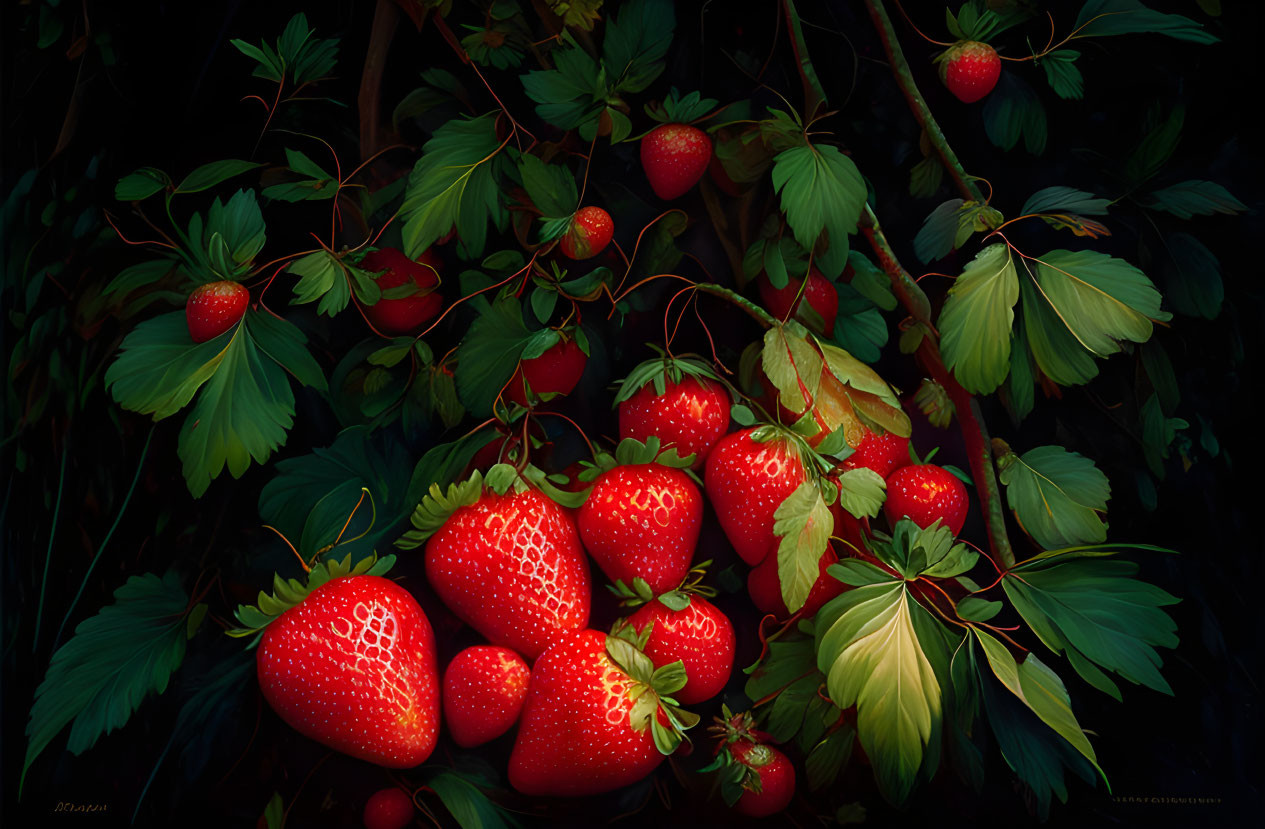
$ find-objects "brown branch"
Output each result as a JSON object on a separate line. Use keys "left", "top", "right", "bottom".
{"left": 358, "top": 0, "right": 404, "bottom": 162}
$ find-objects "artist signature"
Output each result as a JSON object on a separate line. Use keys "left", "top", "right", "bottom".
{"left": 51, "top": 801, "right": 110, "bottom": 814}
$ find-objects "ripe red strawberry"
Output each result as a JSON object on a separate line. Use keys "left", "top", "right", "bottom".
{"left": 248, "top": 567, "right": 440, "bottom": 768}
{"left": 747, "top": 543, "right": 845, "bottom": 620}
{"left": 360, "top": 247, "right": 443, "bottom": 335}
{"left": 558, "top": 206, "right": 614, "bottom": 260}
{"left": 841, "top": 430, "right": 912, "bottom": 480}
{"left": 508, "top": 628, "right": 697, "bottom": 796}
{"left": 504, "top": 336, "right": 588, "bottom": 408}
{"left": 616, "top": 357, "right": 730, "bottom": 470}
{"left": 442, "top": 645, "right": 530, "bottom": 747}
{"left": 757, "top": 268, "right": 839, "bottom": 335}
{"left": 186, "top": 280, "right": 248, "bottom": 343}
{"left": 363, "top": 788, "right": 414, "bottom": 829}
{"left": 705, "top": 427, "right": 807, "bottom": 565}
{"left": 730, "top": 740, "right": 796, "bottom": 818}
{"left": 941, "top": 41, "right": 1001, "bottom": 104}
{"left": 629, "top": 593, "right": 734, "bottom": 705}
{"left": 577, "top": 456, "right": 702, "bottom": 594}
{"left": 641, "top": 123, "right": 712, "bottom": 200}
{"left": 417, "top": 481, "right": 590, "bottom": 660}
{"left": 883, "top": 463, "right": 969, "bottom": 535}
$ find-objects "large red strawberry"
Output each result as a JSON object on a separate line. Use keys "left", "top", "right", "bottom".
{"left": 641, "top": 123, "right": 712, "bottom": 200}
{"left": 504, "top": 335, "right": 588, "bottom": 408}
{"left": 705, "top": 427, "right": 807, "bottom": 565}
{"left": 940, "top": 41, "right": 1001, "bottom": 104}
{"left": 841, "top": 430, "right": 912, "bottom": 480}
{"left": 883, "top": 463, "right": 969, "bottom": 535}
{"left": 443, "top": 645, "right": 530, "bottom": 747}
{"left": 238, "top": 557, "right": 440, "bottom": 768}
{"left": 360, "top": 247, "right": 443, "bottom": 335}
{"left": 615, "top": 355, "right": 730, "bottom": 470}
{"left": 559, "top": 206, "right": 614, "bottom": 260}
{"left": 730, "top": 740, "right": 796, "bottom": 817}
{"left": 508, "top": 627, "right": 697, "bottom": 796}
{"left": 757, "top": 269, "right": 839, "bottom": 335}
{"left": 577, "top": 437, "right": 702, "bottom": 593}
{"left": 628, "top": 591, "right": 734, "bottom": 705}
{"left": 747, "top": 543, "right": 845, "bottom": 620}
{"left": 402, "top": 470, "right": 591, "bottom": 660}
{"left": 186, "top": 280, "right": 248, "bottom": 342}
{"left": 363, "top": 788, "right": 414, "bottom": 829}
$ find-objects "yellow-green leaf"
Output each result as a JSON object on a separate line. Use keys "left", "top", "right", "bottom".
{"left": 774, "top": 482, "right": 833, "bottom": 613}
{"left": 938, "top": 244, "right": 1019, "bottom": 394}
{"left": 762, "top": 322, "right": 821, "bottom": 414}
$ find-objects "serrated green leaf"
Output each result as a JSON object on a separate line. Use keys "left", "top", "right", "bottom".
{"left": 176, "top": 160, "right": 264, "bottom": 194}
{"left": 1074, "top": 0, "right": 1218, "bottom": 44}
{"left": 815, "top": 584, "right": 941, "bottom": 805}
{"left": 836, "top": 467, "right": 885, "bottom": 519}
{"left": 1021, "top": 187, "right": 1110, "bottom": 217}
{"left": 913, "top": 198, "right": 966, "bottom": 264}
{"left": 288, "top": 250, "right": 350, "bottom": 316}
{"left": 767, "top": 674, "right": 820, "bottom": 742}
{"left": 1019, "top": 275, "right": 1098, "bottom": 386}
{"left": 771, "top": 143, "right": 866, "bottom": 277}
{"left": 1039, "top": 50, "right": 1083, "bottom": 100}
{"left": 938, "top": 244, "right": 1019, "bottom": 394}
{"left": 998, "top": 445, "right": 1110, "bottom": 550}
{"left": 248, "top": 310, "right": 326, "bottom": 392}
{"left": 603, "top": 0, "right": 675, "bottom": 93}
{"left": 24, "top": 572, "right": 190, "bottom": 787}
{"left": 774, "top": 482, "right": 833, "bottom": 613}
{"left": 518, "top": 153, "right": 579, "bottom": 219}
{"left": 454, "top": 294, "right": 533, "bottom": 415}
{"left": 105, "top": 311, "right": 232, "bottom": 420}
{"left": 982, "top": 72, "right": 1046, "bottom": 155}
{"left": 522, "top": 34, "right": 605, "bottom": 132}
{"left": 186, "top": 190, "right": 267, "bottom": 282}
{"left": 1140, "top": 179, "right": 1245, "bottom": 219}
{"left": 762, "top": 322, "right": 821, "bottom": 414}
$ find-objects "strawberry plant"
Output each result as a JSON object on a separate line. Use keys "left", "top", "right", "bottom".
{"left": 6, "top": 1, "right": 1257, "bottom": 827}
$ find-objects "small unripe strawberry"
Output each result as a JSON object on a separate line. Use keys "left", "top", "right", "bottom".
{"left": 185, "top": 280, "right": 248, "bottom": 343}
{"left": 559, "top": 206, "right": 614, "bottom": 260}
{"left": 941, "top": 41, "right": 1001, "bottom": 104}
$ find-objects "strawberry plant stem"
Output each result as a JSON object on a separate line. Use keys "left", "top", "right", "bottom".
{"left": 32, "top": 433, "right": 69, "bottom": 652}
{"left": 865, "top": 0, "right": 986, "bottom": 204}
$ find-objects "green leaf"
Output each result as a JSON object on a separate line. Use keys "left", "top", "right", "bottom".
{"left": 1124, "top": 106, "right": 1184, "bottom": 186}
{"left": 767, "top": 674, "right": 820, "bottom": 742}
{"left": 815, "top": 584, "right": 942, "bottom": 806}
{"left": 1021, "top": 187, "right": 1110, "bottom": 217}
{"left": 1139, "top": 180, "right": 1246, "bottom": 219}
{"left": 603, "top": 0, "right": 675, "bottom": 93}
{"left": 773, "top": 482, "right": 833, "bottom": 613}
{"left": 176, "top": 160, "right": 264, "bottom": 194}
{"left": 955, "top": 596, "right": 1001, "bottom": 622}
{"left": 762, "top": 322, "right": 822, "bottom": 414}
{"left": 247, "top": 309, "right": 327, "bottom": 392}
{"left": 827, "top": 559, "right": 896, "bottom": 588}
{"left": 982, "top": 72, "right": 1047, "bottom": 155}
{"left": 909, "top": 155, "right": 944, "bottom": 199}
{"left": 1019, "top": 275, "right": 1099, "bottom": 386}
{"left": 1026, "top": 249, "right": 1169, "bottom": 359}
{"left": 186, "top": 189, "right": 267, "bottom": 282}
{"left": 522, "top": 34, "right": 605, "bottom": 133}
{"left": 428, "top": 771, "right": 517, "bottom": 829}
{"left": 830, "top": 285, "right": 889, "bottom": 364}
{"left": 288, "top": 250, "right": 350, "bottom": 316}
{"left": 1039, "top": 50, "right": 1084, "bottom": 99}
{"left": 461, "top": 23, "right": 526, "bottom": 70}
{"left": 115, "top": 168, "right": 169, "bottom": 201}
{"left": 261, "top": 792, "right": 284, "bottom": 829}
{"left": 805, "top": 723, "right": 855, "bottom": 791}
{"left": 518, "top": 153, "right": 579, "bottom": 219}
{"left": 836, "top": 467, "right": 885, "bottom": 519}
{"left": 1157, "top": 232, "right": 1223, "bottom": 319}
{"left": 998, "top": 445, "right": 1110, "bottom": 550}
{"left": 400, "top": 114, "right": 507, "bottom": 260}
{"left": 24, "top": 572, "right": 190, "bottom": 787}
{"left": 1140, "top": 393, "right": 1189, "bottom": 479}
{"left": 1003, "top": 557, "right": 1180, "bottom": 698}
{"left": 913, "top": 198, "right": 965, "bottom": 264}
{"left": 938, "top": 244, "right": 1019, "bottom": 394}
{"left": 771, "top": 143, "right": 866, "bottom": 277}
{"left": 454, "top": 294, "right": 534, "bottom": 416}
{"left": 1074, "top": 0, "right": 1218, "bottom": 44}
{"left": 105, "top": 311, "right": 232, "bottom": 420}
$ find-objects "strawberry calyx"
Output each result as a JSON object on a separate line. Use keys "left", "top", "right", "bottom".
{"left": 608, "top": 559, "right": 718, "bottom": 610}
{"left": 226, "top": 551, "right": 396, "bottom": 644}
{"left": 643, "top": 87, "right": 720, "bottom": 126}
{"left": 611, "top": 347, "right": 727, "bottom": 408}
{"left": 605, "top": 622, "right": 701, "bottom": 755}
{"left": 865, "top": 519, "right": 975, "bottom": 582}
{"left": 699, "top": 706, "right": 774, "bottom": 803}
{"left": 577, "top": 435, "right": 697, "bottom": 484}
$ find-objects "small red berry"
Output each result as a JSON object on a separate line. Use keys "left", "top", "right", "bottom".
{"left": 883, "top": 463, "right": 969, "bottom": 535}
{"left": 640, "top": 123, "right": 712, "bottom": 200}
{"left": 942, "top": 41, "right": 1001, "bottom": 104}
{"left": 730, "top": 740, "right": 796, "bottom": 818}
{"left": 443, "top": 645, "right": 531, "bottom": 748}
{"left": 185, "top": 280, "right": 249, "bottom": 343}
{"left": 558, "top": 206, "right": 614, "bottom": 260}
{"left": 361, "top": 247, "right": 442, "bottom": 336}
{"left": 363, "top": 787, "right": 414, "bottom": 829}
{"left": 747, "top": 544, "right": 845, "bottom": 620}
{"left": 757, "top": 268, "right": 839, "bottom": 334}
{"left": 504, "top": 338, "right": 588, "bottom": 408}
{"left": 841, "top": 430, "right": 912, "bottom": 480}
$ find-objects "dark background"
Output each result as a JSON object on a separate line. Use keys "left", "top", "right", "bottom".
{"left": 3, "top": 1, "right": 1262, "bottom": 826}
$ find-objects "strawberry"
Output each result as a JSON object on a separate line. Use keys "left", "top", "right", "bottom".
{"left": 185, "top": 280, "right": 248, "bottom": 343}
{"left": 883, "top": 463, "right": 969, "bottom": 536}
{"left": 940, "top": 41, "right": 1001, "bottom": 104}
{"left": 399, "top": 468, "right": 591, "bottom": 660}
{"left": 360, "top": 247, "right": 443, "bottom": 336}
{"left": 730, "top": 740, "right": 796, "bottom": 817}
{"left": 232, "top": 555, "right": 440, "bottom": 768}
{"left": 757, "top": 268, "right": 839, "bottom": 335}
{"left": 705, "top": 427, "right": 807, "bottom": 565}
{"left": 442, "top": 645, "right": 530, "bottom": 747}
{"left": 363, "top": 788, "right": 414, "bottom": 829}
{"left": 628, "top": 590, "right": 734, "bottom": 705}
{"left": 558, "top": 206, "right": 614, "bottom": 260}
{"left": 640, "top": 123, "right": 712, "bottom": 200}
{"left": 577, "top": 438, "right": 702, "bottom": 594}
{"left": 508, "top": 627, "right": 698, "bottom": 796}
{"left": 747, "top": 544, "right": 845, "bottom": 620}
{"left": 615, "top": 354, "right": 730, "bottom": 470}
{"left": 504, "top": 335, "right": 588, "bottom": 408}
{"left": 841, "top": 430, "right": 912, "bottom": 480}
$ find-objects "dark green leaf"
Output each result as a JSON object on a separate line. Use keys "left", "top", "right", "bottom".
{"left": 247, "top": 310, "right": 326, "bottom": 392}
{"left": 826, "top": 559, "right": 896, "bottom": 588}
{"left": 805, "top": 724, "right": 855, "bottom": 791}
{"left": 176, "top": 160, "right": 264, "bottom": 194}
{"left": 603, "top": 0, "right": 675, "bottom": 93}
{"left": 771, "top": 143, "right": 866, "bottom": 277}
{"left": 997, "top": 445, "right": 1110, "bottom": 550}
{"left": 1074, "top": 0, "right": 1218, "bottom": 44}
{"left": 522, "top": 34, "right": 604, "bottom": 132}
{"left": 518, "top": 154, "right": 578, "bottom": 219}
{"left": 454, "top": 294, "right": 533, "bottom": 415}
{"left": 913, "top": 198, "right": 966, "bottom": 264}
{"left": 1039, "top": 50, "right": 1083, "bottom": 99}
{"left": 1124, "top": 106, "right": 1184, "bottom": 185}
{"left": 1158, "top": 231, "right": 1223, "bottom": 319}
{"left": 115, "top": 168, "right": 169, "bottom": 201}
{"left": 1140, "top": 179, "right": 1245, "bottom": 219}
{"left": 1139, "top": 393, "right": 1189, "bottom": 479}
{"left": 105, "top": 311, "right": 230, "bottom": 420}
{"left": 1021, "top": 187, "right": 1110, "bottom": 217}
{"left": 1019, "top": 274, "right": 1099, "bottom": 386}
{"left": 428, "top": 771, "right": 517, "bottom": 829}
{"left": 982, "top": 72, "right": 1047, "bottom": 155}
{"left": 955, "top": 596, "right": 1002, "bottom": 622}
